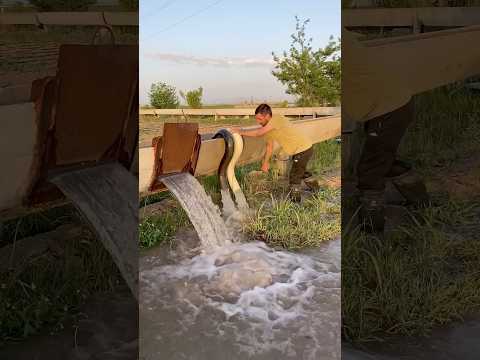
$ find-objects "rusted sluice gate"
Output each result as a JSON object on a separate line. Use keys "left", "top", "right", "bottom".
{"left": 0, "top": 43, "right": 139, "bottom": 217}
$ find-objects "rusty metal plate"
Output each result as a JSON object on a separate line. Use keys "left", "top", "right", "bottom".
{"left": 53, "top": 44, "right": 138, "bottom": 167}
{"left": 161, "top": 123, "right": 199, "bottom": 175}
{"left": 147, "top": 123, "right": 200, "bottom": 192}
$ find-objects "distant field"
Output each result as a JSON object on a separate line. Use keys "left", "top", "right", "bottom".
{"left": 139, "top": 115, "right": 257, "bottom": 148}
{"left": 1, "top": 27, "right": 137, "bottom": 76}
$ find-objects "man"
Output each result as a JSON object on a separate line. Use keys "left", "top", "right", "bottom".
{"left": 232, "top": 103, "right": 313, "bottom": 202}
{"left": 343, "top": 29, "right": 431, "bottom": 232}
{"left": 356, "top": 99, "right": 430, "bottom": 232}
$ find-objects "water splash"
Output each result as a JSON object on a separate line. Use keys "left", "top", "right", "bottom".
{"left": 162, "top": 173, "right": 233, "bottom": 249}
{"left": 140, "top": 238, "right": 341, "bottom": 360}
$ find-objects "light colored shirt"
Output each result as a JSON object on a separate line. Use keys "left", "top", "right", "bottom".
{"left": 264, "top": 115, "right": 312, "bottom": 156}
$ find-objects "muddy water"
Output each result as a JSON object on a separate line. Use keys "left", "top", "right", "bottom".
{"left": 343, "top": 317, "right": 480, "bottom": 360}
{"left": 162, "top": 173, "right": 233, "bottom": 249}
{"left": 0, "top": 288, "right": 138, "bottom": 360}
{"left": 50, "top": 163, "right": 138, "bottom": 298}
{"left": 139, "top": 234, "right": 340, "bottom": 360}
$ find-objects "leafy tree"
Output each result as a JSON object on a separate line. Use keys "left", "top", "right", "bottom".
{"left": 180, "top": 87, "right": 203, "bottom": 108}
{"left": 149, "top": 82, "right": 179, "bottom": 109}
{"left": 29, "top": 0, "right": 95, "bottom": 11}
{"left": 272, "top": 17, "right": 341, "bottom": 106}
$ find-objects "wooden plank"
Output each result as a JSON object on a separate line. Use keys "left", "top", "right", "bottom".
{"left": 343, "top": 7, "right": 480, "bottom": 28}
{"left": 0, "top": 11, "right": 139, "bottom": 27}
{"left": 104, "top": 12, "right": 138, "bottom": 26}
{"left": 139, "top": 115, "right": 341, "bottom": 195}
{"left": 343, "top": 8, "right": 415, "bottom": 27}
{"left": 0, "top": 13, "right": 38, "bottom": 25}
{"left": 37, "top": 12, "right": 105, "bottom": 26}
{"left": 139, "top": 107, "right": 340, "bottom": 117}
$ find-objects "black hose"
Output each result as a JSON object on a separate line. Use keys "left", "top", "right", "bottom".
{"left": 213, "top": 129, "right": 235, "bottom": 192}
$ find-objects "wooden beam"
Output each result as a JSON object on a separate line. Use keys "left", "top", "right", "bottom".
{"left": 139, "top": 107, "right": 340, "bottom": 117}
{"left": 343, "top": 7, "right": 480, "bottom": 28}
{"left": 139, "top": 115, "right": 341, "bottom": 195}
{"left": 0, "top": 13, "right": 38, "bottom": 25}
{"left": 0, "top": 12, "right": 138, "bottom": 27}
{"left": 104, "top": 12, "right": 138, "bottom": 26}
{"left": 36, "top": 12, "right": 105, "bottom": 26}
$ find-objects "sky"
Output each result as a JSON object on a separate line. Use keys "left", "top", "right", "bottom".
{"left": 140, "top": 0, "right": 340, "bottom": 105}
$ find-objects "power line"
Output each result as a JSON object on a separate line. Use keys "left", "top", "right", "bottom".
{"left": 141, "top": 0, "right": 176, "bottom": 22}
{"left": 142, "top": 0, "right": 226, "bottom": 42}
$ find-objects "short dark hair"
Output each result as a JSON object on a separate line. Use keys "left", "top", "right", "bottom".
{"left": 255, "top": 103, "right": 272, "bottom": 116}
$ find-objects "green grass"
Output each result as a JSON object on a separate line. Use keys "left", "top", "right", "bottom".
{"left": 139, "top": 206, "right": 189, "bottom": 249}
{"left": 309, "top": 139, "right": 341, "bottom": 174}
{"left": 342, "top": 200, "right": 480, "bottom": 343}
{"left": 139, "top": 140, "right": 341, "bottom": 250}
{"left": 0, "top": 218, "right": 121, "bottom": 346}
{"left": 246, "top": 189, "right": 340, "bottom": 249}
{"left": 343, "top": 86, "right": 480, "bottom": 343}
{"left": 400, "top": 86, "right": 480, "bottom": 172}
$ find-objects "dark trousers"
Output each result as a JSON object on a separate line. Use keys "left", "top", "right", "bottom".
{"left": 289, "top": 147, "right": 313, "bottom": 185}
{"left": 357, "top": 99, "right": 414, "bottom": 191}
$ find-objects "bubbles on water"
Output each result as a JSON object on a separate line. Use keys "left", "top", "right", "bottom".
{"left": 140, "top": 240, "right": 340, "bottom": 360}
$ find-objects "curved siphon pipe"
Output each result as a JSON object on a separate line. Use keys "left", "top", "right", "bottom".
{"left": 213, "top": 129, "right": 235, "bottom": 193}
{"left": 214, "top": 129, "right": 249, "bottom": 212}
{"left": 226, "top": 133, "right": 243, "bottom": 195}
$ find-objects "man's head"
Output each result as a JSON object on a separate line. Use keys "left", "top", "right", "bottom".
{"left": 255, "top": 103, "right": 272, "bottom": 126}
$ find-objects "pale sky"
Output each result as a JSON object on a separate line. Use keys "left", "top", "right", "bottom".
{"left": 140, "top": 0, "right": 340, "bottom": 105}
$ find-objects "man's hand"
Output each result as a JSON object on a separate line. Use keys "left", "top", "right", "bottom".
{"left": 229, "top": 128, "right": 241, "bottom": 135}
{"left": 261, "top": 162, "right": 270, "bottom": 173}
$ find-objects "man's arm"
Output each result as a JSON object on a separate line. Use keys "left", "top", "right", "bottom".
{"left": 233, "top": 123, "right": 273, "bottom": 137}
{"left": 261, "top": 139, "right": 274, "bottom": 173}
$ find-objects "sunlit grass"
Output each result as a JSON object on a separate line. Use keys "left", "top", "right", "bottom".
{"left": 342, "top": 199, "right": 480, "bottom": 343}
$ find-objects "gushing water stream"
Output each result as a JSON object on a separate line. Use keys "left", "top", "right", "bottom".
{"left": 50, "top": 163, "right": 139, "bottom": 298}
{"left": 162, "top": 173, "right": 233, "bottom": 249}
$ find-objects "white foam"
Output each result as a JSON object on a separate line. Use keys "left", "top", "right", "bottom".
{"left": 140, "top": 240, "right": 340, "bottom": 359}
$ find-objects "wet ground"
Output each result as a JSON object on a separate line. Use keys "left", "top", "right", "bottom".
{"left": 139, "top": 230, "right": 341, "bottom": 360}
{"left": 343, "top": 316, "right": 480, "bottom": 360}
{"left": 0, "top": 288, "right": 138, "bottom": 360}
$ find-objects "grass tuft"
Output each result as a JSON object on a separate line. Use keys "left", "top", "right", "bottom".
{"left": 245, "top": 189, "right": 340, "bottom": 250}
{"left": 0, "top": 228, "right": 121, "bottom": 345}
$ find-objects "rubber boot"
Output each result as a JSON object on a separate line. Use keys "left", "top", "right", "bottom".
{"left": 390, "top": 170, "right": 430, "bottom": 208}
{"left": 289, "top": 184, "right": 303, "bottom": 203}
{"left": 359, "top": 190, "right": 385, "bottom": 233}
{"left": 302, "top": 171, "right": 313, "bottom": 179}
